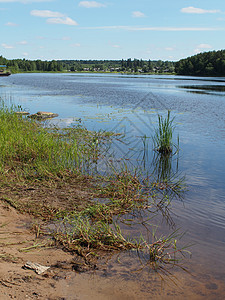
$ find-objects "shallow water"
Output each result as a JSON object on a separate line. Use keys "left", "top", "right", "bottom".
{"left": 1, "top": 73, "right": 225, "bottom": 298}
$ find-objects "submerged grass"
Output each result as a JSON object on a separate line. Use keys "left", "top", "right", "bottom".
{"left": 0, "top": 102, "right": 189, "bottom": 273}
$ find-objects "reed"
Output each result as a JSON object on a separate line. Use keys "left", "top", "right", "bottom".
{"left": 153, "top": 110, "right": 178, "bottom": 155}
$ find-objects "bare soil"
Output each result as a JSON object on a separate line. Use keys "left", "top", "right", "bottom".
{"left": 0, "top": 176, "right": 96, "bottom": 299}
{"left": 0, "top": 200, "right": 77, "bottom": 299}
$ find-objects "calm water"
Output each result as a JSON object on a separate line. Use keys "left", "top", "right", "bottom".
{"left": 1, "top": 73, "right": 225, "bottom": 299}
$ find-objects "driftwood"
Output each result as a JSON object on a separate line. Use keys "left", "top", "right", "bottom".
{"left": 23, "top": 261, "right": 50, "bottom": 274}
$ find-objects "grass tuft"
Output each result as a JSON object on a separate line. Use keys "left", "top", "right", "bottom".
{"left": 153, "top": 110, "right": 179, "bottom": 155}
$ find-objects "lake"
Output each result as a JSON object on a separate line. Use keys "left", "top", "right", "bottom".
{"left": 1, "top": 73, "right": 225, "bottom": 299}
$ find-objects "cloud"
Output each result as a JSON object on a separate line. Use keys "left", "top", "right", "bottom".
{"left": 79, "top": 1, "right": 106, "bottom": 8}
{"left": 17, "top": 40, "right": 28, "bottom": 45}
{"left": 194, "top": 43, "right": 212, "bottom": 53}
{"left": 71, "top": 43, "right": 81, "bottom": 47}
{"left": 31, "top": 10, "right": 64, "bottom": 18}
{"left": 132, "top": 11, "right": 145, "bottom": 18}
{"left": 31, "top": 10, "right": 78, "bottom": 26}
{"left": 46, "top": 17, "right": 78, "bottom": 26}
{"left": 0, "top": 0, "right": 52, "bottom": 2}
{"left": 165, "top": 47, "right": 174, "bottom": 51}
{"left": 181, "top": 7, "right": 220, "bottom": 14}
{"left": 61, "top": 36, "right": 71, "bottom": 41}
{"left": 22, "top": 52, "right": 28, "bottom": 56}
{"left": 112, "top": 44, "right": 121, "bottom": 48}
{"left": 82, "top": 25, "right": 223, "bottom": 31}
{"left": 197, "top": 44, "right": 212, "bottom": 49}
{"left": 5, "top": 22, "right": 18, "bottom": 26}
{"left": 1, "top": 43, "right": 14, "bottom": 49}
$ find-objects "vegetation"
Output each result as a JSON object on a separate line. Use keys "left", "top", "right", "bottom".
{"left": 0, "top": 55, "right": 175, "bottom": 74}
{"left": 175, "top": 49, "right": 225, "bottom": 76}
{"left": 61, "top": 58, "right": 175, "bottom": 73}
{"left": 0, "top": 55, "right": 63, "bottom": 73}
{"left": 153, "top": 111, "right": 178, "bottom": 155}
{"left": 0, "top": 101, "right": 188, "bottom": 272}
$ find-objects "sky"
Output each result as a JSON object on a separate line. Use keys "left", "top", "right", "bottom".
{"left": 1, "top": 0, "right": 225, "bottom": 61}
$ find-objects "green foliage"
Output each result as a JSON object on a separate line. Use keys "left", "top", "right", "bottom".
{"left": 0, "top": 55, "right": 175, "bottom": 74}
{"left": 0, "top": 55, "right": 63, "bottom": 73}
{"left": 175, "top": 49, "right": 225, "bottom": 76}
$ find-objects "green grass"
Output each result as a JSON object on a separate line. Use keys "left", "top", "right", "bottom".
{"left": 153, "top": 110, "right": 179, "bottom": 155}
{"left": 0, "top": 104, "right": 106, "bottom": 181}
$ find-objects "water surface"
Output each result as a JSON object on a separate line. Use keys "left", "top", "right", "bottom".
{"left": 1, "top": 73, "right": 225, "bottom": 298}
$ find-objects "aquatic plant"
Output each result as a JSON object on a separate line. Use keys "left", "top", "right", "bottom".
{"left": 153, "top": 110, "right": 179, "bottom": 155}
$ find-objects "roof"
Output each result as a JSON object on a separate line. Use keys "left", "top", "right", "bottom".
{"left": 0, "top": 65, "right": 7, "bottom": 68}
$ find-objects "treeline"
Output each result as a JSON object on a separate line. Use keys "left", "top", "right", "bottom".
{"left": 0, "top": 55, "right": 175, "bottom": 74}
{"left": 175, "top": 50, "right": 225, "bottom": 76}
{"left": 61, "top": 59, "right": 175, "bottom": 73}
{"left": 0, "top": 56, "right": 63, "bottom": 73}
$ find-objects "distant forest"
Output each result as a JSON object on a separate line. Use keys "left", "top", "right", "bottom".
{"left": 175, "top": 50, "right": 225, "bottom": 76}
{"left": 1, "top": 49, "right": 225, "bottom": 76}
{"left": 0, "top": 55, "right": 175, "bottom": 74}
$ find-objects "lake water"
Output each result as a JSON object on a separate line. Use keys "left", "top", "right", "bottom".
{"left": 1, "top": 73, "right": 225, "bottom": 299}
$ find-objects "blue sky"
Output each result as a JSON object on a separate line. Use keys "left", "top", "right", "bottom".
{"left": 1, "top": 0, "right": 225, "bottom": 61}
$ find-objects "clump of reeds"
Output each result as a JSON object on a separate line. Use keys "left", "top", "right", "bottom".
{"left": 153, "top": 111, "right": 178, "bottom": 155}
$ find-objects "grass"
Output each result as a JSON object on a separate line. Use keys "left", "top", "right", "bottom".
{"left": 0, "top": 104, "right": 109, "bottom": 181}
{"left": 0, "top": 101, "right": 189, "bottom": 273}
{"left": 153, "top": 110, "right": 179, "bottom": 155}
{"left": 50, "top": 210, "right": 189, "bottom": 270}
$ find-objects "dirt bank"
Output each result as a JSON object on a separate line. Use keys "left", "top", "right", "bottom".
{"left": 0, "top": 201, "right": 77, "bottom": 299}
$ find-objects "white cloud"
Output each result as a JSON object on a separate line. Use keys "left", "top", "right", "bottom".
{"left": 1, "top": 43, "right": 14, "bottom": 49}
{"left": 79, "top": 1, "right": 106, "bottom": 8}
{"left": 31, "top": 10, "right": 64, "bottom": 18}
{"left": 71, "top": 43, "right": 81, "bottom": 47}
{"left": 18, "top": 40, "right": 28, "bottom": 45}
{"left": 198, "top": 44, "right": 212, "bottom": 49}
{"left": 132, "top": 11, "right": 145, "bottom": 18}
{"left": 36, "top": 36, "right": 46, "bottom": 40}
{"left": 217, "top": 17, "right": 225, "bottom": 21}
{"left": 31, "top": 10, "right": 78, "bottom": 26}
{"left": 165, "top": 47, "right": 174, "bottom": 51}
{"left": 82, "top": 25, "right": 223, "bottom": 31}
{"left": 0, "top": 0, "right": 52, "bottom": 2}
{"left": 181, "top": 7, "right": 220, "bottom": 14}
{"left": 47, "top": 17, "right": 78, "bottom": 26}
{"left": 61, "top": 36, "right": 71, "bottom": 41}
{"left": 22, "top": 52, "right": 28, "bottom": 56}
{"left": 5, "top": 22, "right": 18, "bottom": 26}
{"left": 194, "top": 44, "right": 212, "bottom": 54}
{"left": 112, "top": 44, "right": 121, "bottom": 48}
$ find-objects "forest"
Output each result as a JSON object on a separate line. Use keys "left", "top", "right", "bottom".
{"left": 0, "top": 56, "right": 175, "bottom": 74}
{"left": 175, "top": 50, "right": 225, "bottom": 76}
{"left": 1, "top": 50, "right": 225, "bottom": 76}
